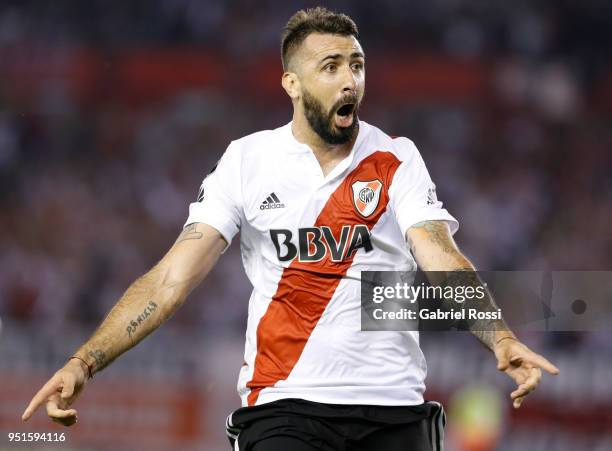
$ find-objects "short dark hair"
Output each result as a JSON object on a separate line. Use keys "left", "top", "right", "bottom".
{"left": 281, "top": 7, "right": 359, "bottom": 71}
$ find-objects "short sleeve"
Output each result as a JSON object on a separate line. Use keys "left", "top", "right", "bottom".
{"left": 184, "top": 142, "right": 242, "bottom": 249}
{"left": 389, "top": 139, "right": 459, "bottom": 235}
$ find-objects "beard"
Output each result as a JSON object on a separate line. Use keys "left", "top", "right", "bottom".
{"left": 302, "top": 88, "right": 360, "bottom": 145}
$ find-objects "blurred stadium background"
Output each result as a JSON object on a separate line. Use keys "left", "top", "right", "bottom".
{"left": 1, "top": 1, "right": 611, "bottom": 450}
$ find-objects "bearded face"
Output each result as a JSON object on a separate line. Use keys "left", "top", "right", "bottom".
{"left": 302, "top": 87, "right": 361, "bottom": 145}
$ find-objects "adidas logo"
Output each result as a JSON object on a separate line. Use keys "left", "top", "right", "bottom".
{"left": 260, "top": 192, "right": 286, "bottom": 210}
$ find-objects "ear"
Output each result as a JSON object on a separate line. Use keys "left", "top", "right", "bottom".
{"left": 282, "top": 71, "right": 301, "bottom": 101}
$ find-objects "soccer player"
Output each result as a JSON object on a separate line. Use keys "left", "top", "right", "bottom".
{"left": 22, "top": 7, "right": 559, "bottom": 451}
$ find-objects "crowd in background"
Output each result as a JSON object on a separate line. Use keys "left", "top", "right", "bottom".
{"left": 0, "top": 1, "right": 611, "bottom": 449}
{"left": 1, "top": 0, "right": 610, "bottom": 329}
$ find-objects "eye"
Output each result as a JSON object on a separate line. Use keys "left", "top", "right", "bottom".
{"left": 323, "top": 63, "right": 337, "bottom": 72}
{"left": 351, "top": 62, "right": 364, "bottom": 71}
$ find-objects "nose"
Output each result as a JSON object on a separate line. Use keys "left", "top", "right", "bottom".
{"left": 342, "top": 65, "right": 357, "bottom": 93}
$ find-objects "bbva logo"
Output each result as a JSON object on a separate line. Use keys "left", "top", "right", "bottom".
{"left": 270, "top": 225, "right": 373, "bottom": 263}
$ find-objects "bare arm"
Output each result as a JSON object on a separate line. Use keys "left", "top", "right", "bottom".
{"left": 22, "top": 223, "right": 226, "bottom": 424}
{"left": 71, "top": 223, "right": 225, "bottom": 374}
{"left": 406, "top": 220, "right": 512, "bottom": 349}
{"left": 407, "top": 220, "right": 559, "bottom": 408}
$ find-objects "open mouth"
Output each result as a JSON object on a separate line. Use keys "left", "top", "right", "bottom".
{"left": 334, "top": 102, "right": 356, "bottom": 128}
{"left": 336, "top": 103, "right": 355, "bottom": 117}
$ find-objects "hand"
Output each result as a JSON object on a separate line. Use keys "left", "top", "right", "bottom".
{"left": 494, "top": 337, "right": 559, "bottom": 409}
{"left": 21, "top": 359, "right": 89, "bottom": 426}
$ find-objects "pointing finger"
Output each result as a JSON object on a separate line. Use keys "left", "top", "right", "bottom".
{"left": 22, "top": 377, "right": 61, "bottom": 421}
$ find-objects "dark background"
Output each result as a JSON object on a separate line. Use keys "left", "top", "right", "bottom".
{"left": 1, "top": 1, "right": 611, "bottom": 450}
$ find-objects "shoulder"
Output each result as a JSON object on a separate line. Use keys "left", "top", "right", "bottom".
{"left": 360, "top": 121, "right": 420, "bottom": 163}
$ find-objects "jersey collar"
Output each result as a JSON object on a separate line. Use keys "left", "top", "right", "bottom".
{"left": 282, "top": 120, "right": 368, "bottom": 156}
{"left": 282, "top": 120, "right": 369, "bottom": 183}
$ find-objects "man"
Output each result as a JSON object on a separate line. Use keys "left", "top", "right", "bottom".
{"left": 23, "top": 7, "right": 559, "bottom": 451}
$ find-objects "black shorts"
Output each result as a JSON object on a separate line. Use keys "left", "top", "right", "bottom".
{"left": 225, "top": 398, "right": 446, "bottom": 451}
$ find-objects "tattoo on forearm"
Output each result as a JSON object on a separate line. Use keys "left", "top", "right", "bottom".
{"left": 410, "top": 221, "right": 456, "bottom": 255}
{"left": 471, "top": 329, "right": 497, "bottom": 349}
{"left": 88, "top": 349, "right": 107, "bottom": 371}
{"left": 126, "top": 300, "right": 159, "bottom": 339}
{"left": 176, "top": 223, "right": 203, "bottom": 244}
{"left": 409, "top": 221, "right": 511, "bottom": 349}
{"left": 441, "top": 270, "right": 509, "bottom": 350}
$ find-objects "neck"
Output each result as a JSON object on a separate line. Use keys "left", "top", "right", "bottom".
{"left": 291, "top": 109, "right": 358, "bottom": 160}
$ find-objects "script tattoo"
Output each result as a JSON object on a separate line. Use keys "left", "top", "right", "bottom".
{"left": 126, "top": 300, "right": 159, "bottom": 339}
{"left": 176, "top": 223, "right": 203, "bottom": 244}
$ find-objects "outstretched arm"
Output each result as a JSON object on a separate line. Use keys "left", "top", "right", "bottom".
{"left": 407, "top": 220, "right": 559, "bottom": 408}
{"left": 407, "top": 220, "right": 511, "bottom": 349}
{"left": 22, "top": 223, "right": 226, "bottom": 425}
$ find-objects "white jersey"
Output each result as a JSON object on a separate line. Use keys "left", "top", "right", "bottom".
{"left": 185, "top": 121, "right": 458, "bottom": 407}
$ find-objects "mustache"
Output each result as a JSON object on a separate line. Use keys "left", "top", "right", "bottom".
{"left": 331, "top": 92, "right": 359, "bottom": 114}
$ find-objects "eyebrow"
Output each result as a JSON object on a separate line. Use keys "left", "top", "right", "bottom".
{"left": 319, "top": 51, "right": 365, "bottom": 65}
